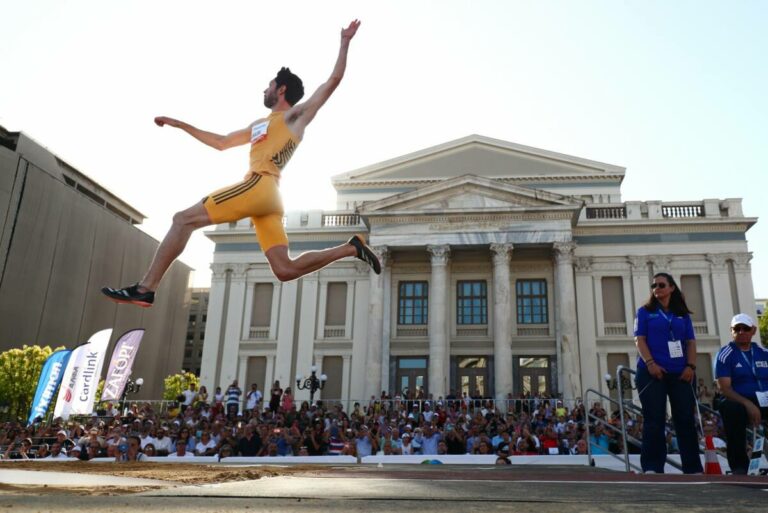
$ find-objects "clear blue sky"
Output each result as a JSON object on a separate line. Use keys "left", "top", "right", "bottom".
{"left": 1, "top": 1, "right": 766, "bottom": 295}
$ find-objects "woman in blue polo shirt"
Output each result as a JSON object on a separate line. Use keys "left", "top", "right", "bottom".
{"left": 634, "top": 272, "right": 702, "bottom": 474}
{"left": 715, "top": 313, "right": 768, "bottom": 474}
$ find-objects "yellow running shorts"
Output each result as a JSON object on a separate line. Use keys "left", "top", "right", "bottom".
{"left": 202, "top": 174, "right": 288, "bottom": 252}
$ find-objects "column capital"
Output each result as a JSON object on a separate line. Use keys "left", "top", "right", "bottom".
{"left": 427, "top": 244, "right": 451, "bottom": 266}
{"left": 210, "top": 263, "right": 230, "bottom": 280}
{"left": 574, "top": 257, "right": 593, "bottom": 272}
{"left": 371, "top": 245, "right": 389, "bottom": 267}
{"left": 627, "top": 256, "right": 648, "bottom": 272}
{"left": 553, "top": 241, "right": 576, "bottom": 262}
{"left": 490, "top": 243, "right": 514, "bottom": 266}
{"left": 706, "top": 253, "right": 729, "bottom": 269}
{"left": 650, "top": 255, "right": 672, "bottom": 271}
{"left": 732, "top": 252, "right": 752, "bottom": 270}
{"left": 231, "top": 263, "right": 250, "bottom": 278}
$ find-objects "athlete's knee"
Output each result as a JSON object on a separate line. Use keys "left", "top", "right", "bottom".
{"left": 172, "top": 210, "right": 193, "bottom": 227}
{"left": 173, "top": 208, "right": 209, "bottom": 230}
{"left": 272, "top": 265, "right": 299, "bottom": 283}
{"left": 268, "top": 256, "right": 299, "bottom": 282}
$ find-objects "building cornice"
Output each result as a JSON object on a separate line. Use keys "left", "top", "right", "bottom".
{"left": 334, "top": 174, "right": 625, "bottom": 190}
{"left": 574, "top": 219, "right": 756, "bottom": 236}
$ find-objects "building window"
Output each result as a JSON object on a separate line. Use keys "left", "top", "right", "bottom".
{"left": 457, "top": 280, "right": 487, "bottom": 325}
{"left": 325, "top": 282, "right": 348, "bottom": 326}
{"left": 398, "top": 281, "right": 428, "bottom": 325}
{"left": 251, "top": 283, "right": 274, "bottom": 328}
{"left": 516, "top": 279, "right": 548, "bottom": 324}
{"left": 601, "top": 277, "right": 626, "bottom": 323}
{"left": 680, "top": 275, "right": 706, "bottom": 322}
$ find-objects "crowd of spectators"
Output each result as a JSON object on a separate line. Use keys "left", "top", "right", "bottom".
{"left": 0, "top": 379, "right": 731, "bottom": 464}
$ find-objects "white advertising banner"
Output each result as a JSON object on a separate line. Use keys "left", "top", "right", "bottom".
{"left": 53, "top": 344, "right": 90, "bottom": 420}
{"left": 52, "top": 329, "right": 112, "bottom": 420}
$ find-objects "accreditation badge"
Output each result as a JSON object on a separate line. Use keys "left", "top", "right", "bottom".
{"left": 756, "top": 391, "right": 768, "bottom": 408}
{"left": 668, "top": 340, "right": 684, "bottom": 359}
{"left": 250, "top": 120, "right": 270, "bottom": 144}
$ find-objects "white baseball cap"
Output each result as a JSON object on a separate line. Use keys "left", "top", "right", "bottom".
{"left": 731, "top": 313, "right": 755, "bottom": 328}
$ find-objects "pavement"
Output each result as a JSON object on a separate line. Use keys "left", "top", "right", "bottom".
{"left": 2, "top": 464, "right": 768, "bottom": 513}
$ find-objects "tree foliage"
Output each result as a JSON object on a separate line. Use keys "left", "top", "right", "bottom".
{"left": 760, "top": 313, "right": 768, "bottom": 346}
{"left": 0, "top": 345, "right": 65, "bottom": 421}
{"left": 163, "top": 371, "right": 199, "bottom": 401}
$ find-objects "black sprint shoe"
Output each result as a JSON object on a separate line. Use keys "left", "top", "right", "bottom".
{"left": 348, "top": 234, "right": 381, "bottom": 275}
{"left": 101, "top": 283, "right": 155, "bottom": 307}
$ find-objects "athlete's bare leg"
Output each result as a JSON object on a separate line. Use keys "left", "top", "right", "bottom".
{"left": 265, "top": 243, "right": 357, "bottom": 282}
{"left": 138, "top": 202, "right": 213, "bottom": 292}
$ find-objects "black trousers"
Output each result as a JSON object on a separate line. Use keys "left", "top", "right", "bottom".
{"left": 717, "top": 397, "right": 768, "bottom": 474}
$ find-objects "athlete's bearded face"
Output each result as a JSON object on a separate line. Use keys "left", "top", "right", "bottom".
{"left": 263, "top": 81, "right": 279, "bottom": 108}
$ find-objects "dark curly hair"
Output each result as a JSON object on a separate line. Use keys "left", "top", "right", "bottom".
{"left": 275, "top": 67, "right": 304, "bottom": 106}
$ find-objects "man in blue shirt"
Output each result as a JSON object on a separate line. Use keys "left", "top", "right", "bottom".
{"left": 715, "top": 313, "right": 768, "bottom": 474}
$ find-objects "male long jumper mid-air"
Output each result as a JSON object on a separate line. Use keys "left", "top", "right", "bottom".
{"left": 103, "top": 20, "right": 379, "bottom": 307}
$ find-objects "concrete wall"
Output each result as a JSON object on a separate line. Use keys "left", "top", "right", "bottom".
{"left": 0, "top": 145, "right": 191, "bottom": 399}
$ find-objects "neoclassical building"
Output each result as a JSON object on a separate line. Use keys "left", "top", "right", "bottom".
{"left": 199, "top": 135, "right": 759, "bottom": 404}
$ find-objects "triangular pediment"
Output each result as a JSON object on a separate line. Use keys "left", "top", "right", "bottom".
{"left": 359, "top": 174, "right": 582, "bottom": 215}
{"left": 333, "top": 135, "right": 625, "bottom": 185}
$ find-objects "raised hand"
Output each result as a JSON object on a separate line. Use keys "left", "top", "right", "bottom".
{"left": 341, "top": 19, "right": 361, "bottom": 41}
{"left": 154, "top": 116, "right": 181, "bottom": 128}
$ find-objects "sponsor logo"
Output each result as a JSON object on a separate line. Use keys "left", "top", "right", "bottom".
{"left": 79, "top": 352, "right": 99, "bottom": 402}
{"left": 31, "top": 362, "right": 63, "bottom": 420}
{"left": 102, "top": 344, "right": 137, "bottom": 400}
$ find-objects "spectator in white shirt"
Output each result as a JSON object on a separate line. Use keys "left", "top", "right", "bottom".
{"left": 182, "top": 383, "right": 198, "bottom": 410}
{"left": 246, "top": 383, "right": 263, "bottom": 412}
{"left": 153, "top": 427, "right": 174, "bottom": 455}
{"left": 168, "top": 442, "right": 196, "bottom": 458}
{"left": 195, "top": 432, "right": 217, "bottom": 456}
{"left": 45, "top": 442, "right": 68, "bottom": 459}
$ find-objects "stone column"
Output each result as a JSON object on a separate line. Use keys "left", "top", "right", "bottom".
{"left": 553, "top": 242, "right": 582, "bottom": 400}
{"left": 295, "top": 275, "right": 320, "bottom": 403}
{"left": 732, "top": 253, "right": 761, "bottom": 343}
{"left": 200, "top": 263, "right": 230, "bottom": 391}
{"left": 491, "top": 243, "right": 513, "bottom": 402}
{"left": 627, "top": 256, "right": 649, "bottom": 314}
{"left": 574, "top": 257, "right": 599, "bottom": 394}
{"left": 219, "top": 263, "right": 249, "bottom": 387}
{"left": 707, "top": 254, "right": 734, "bottom": 339}
{"left": 342, "top": 355, "right": 352, "bottom": 411}
{"left": 364, "top": 246, "right": 388, "bottom": 400}
{"left": 428, "top": 244, "right": 450, "bottom": 399}
{"left": 380, "top": 260, "right": 393, "bottom": 394}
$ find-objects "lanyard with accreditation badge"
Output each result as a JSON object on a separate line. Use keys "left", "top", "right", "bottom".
{"left": 738, "top": 344, "right": 768, "bottom": 407}
{"left": 658, "top": 309, "right": 684, "bottom": 359}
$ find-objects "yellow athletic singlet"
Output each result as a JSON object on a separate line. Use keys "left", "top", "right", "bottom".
{"left": 246, "top": 111, "right": 300, "bottom": 180}
{"left": 202, "top": 111, "right": 300, "bottom": 252}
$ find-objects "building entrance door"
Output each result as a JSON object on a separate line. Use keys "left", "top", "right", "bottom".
{"left": 395, "top": 357, "right": 428, "bottom": 398}
{"left": 518, "top": 357, "right": 551, "bottom": 396}
{"left": 456, "top": 357, "right": 488, "bottom": 397}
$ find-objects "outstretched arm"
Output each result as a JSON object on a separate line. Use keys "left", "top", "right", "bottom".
{"left": 154, "top": 116, "right": 255, "bottom": 151}
{"left": 286, "top": 20, "right": 361, "bottom": 138}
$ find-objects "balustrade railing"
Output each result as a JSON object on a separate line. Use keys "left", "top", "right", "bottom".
{"left": 322, "top": 214, "right": 360, "bottom": 227}
{"left": 662, "top": 204, "right": 703, "bottom": 218}
{"left": 586, "top": 206, "right": 626, "bottom": 219}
